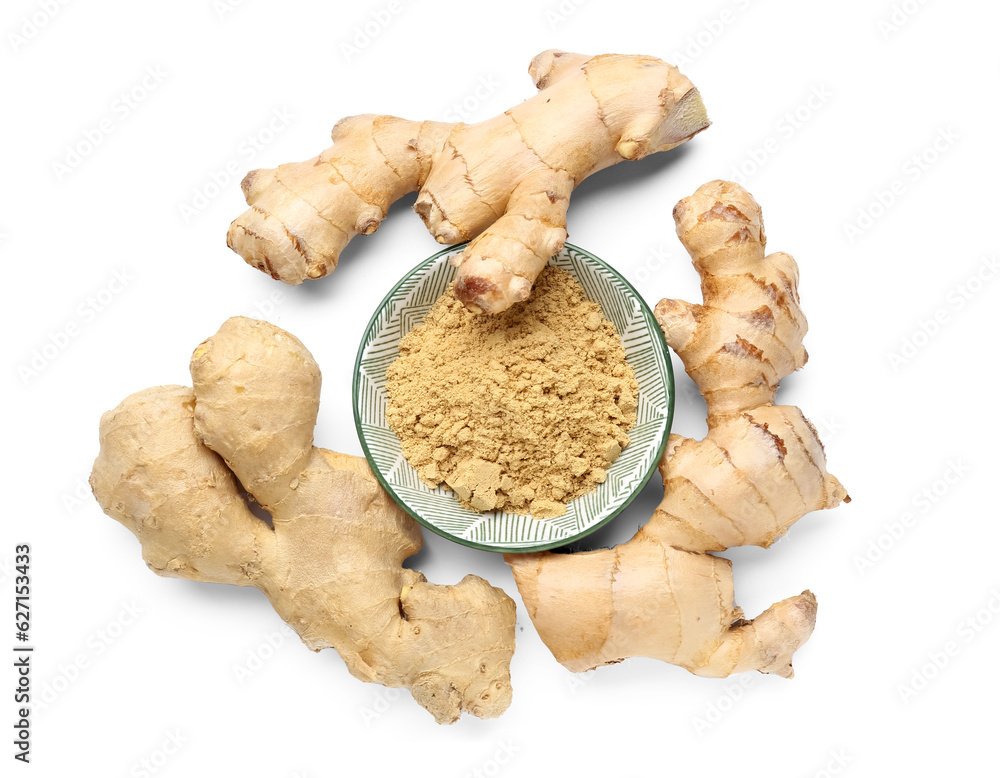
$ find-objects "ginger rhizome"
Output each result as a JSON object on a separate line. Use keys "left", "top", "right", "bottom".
{"left": 90, "top": 317, "right": 516, "bottom": 724}
{"left": 227, "top": 50, "right": 709, "bottom": 314}
{"left": 506, "top": 181, "right": 849, "bottom": 677}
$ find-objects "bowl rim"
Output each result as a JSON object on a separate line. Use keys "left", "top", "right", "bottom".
{"left": 352, "top": 241, "right": 674, "bottom": 554}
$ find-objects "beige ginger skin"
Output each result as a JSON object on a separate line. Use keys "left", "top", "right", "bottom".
{"left": 506, "top": 181, "right": 849, "bottom": 677}
{"left": 90, "top": 317, "right": 516, "bottom": 724}
{"left": 227, "top": 50, "right": 709, "bottom": 314}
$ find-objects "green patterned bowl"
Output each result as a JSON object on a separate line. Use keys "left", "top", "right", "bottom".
{"left": 353, "top": 243, "right": 673, "bottom": 553}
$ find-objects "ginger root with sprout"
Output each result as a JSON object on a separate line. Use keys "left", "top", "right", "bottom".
{"left": 90, "top": 317, "right": 516, "bottom": 724}
{"left": 227, "top": 49, "right": 709, "bottom": 314}
{"left": 506, "top": 181, "right": 849, "bottom": 678}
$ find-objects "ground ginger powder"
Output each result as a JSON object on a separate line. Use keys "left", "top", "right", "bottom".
{"left": 385, "top": 265, "right": 639, "bottom": 519}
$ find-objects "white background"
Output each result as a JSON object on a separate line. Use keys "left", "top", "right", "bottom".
{"left": 3, "top": 0, "right": 998, "bottom": 775}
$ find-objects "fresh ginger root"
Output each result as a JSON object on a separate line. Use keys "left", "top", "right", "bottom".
{"left": 90, "top": 317, "right": 516, "bottom": 723}
{"left": 227, "top": 50, "right": 709, "bottom": 314}
{"left": 506, "top": 181, "right": 849, "bottom": 677}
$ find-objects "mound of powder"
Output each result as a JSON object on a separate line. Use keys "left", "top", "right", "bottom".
{"left": 385, "top": 265, "right": 638, "bottom": 519}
